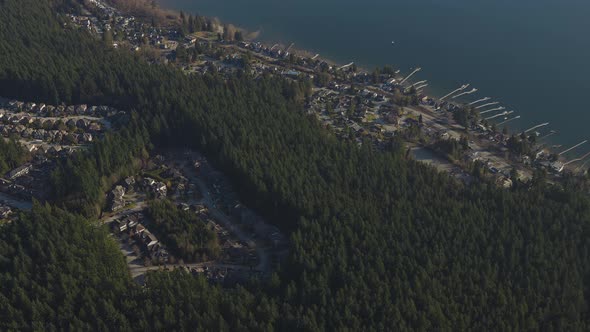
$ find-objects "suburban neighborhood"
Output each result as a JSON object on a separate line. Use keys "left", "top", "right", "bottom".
{"left": 61, "top": 0, "right": 590, "bottom": 191}
{"left": 1, "top": 0, "right": 588, "bottom": 285}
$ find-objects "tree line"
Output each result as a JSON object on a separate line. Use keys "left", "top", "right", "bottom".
{"left": 0, "top": 138, "right": 28, "bottom": 176}
{"left": 1, "top": 0, "right": 590, "bottom": 330}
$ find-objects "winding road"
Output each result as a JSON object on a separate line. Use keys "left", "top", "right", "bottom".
{"left": 178, "top": 153, "right": 271, "bottom": 273}
{"left": 102, "top": 151, "right": 275, "bottom": 280}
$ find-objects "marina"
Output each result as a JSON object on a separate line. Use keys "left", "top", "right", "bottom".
{"left": 388, "top": 62, "right": 589, "bottom": 170}
{"left": 161, "top": 0, "right": 590, "bottom": 150}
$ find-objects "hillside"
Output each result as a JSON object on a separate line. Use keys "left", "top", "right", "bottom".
{"left": 1, "top": 0, "right": 590, "bottom": 330}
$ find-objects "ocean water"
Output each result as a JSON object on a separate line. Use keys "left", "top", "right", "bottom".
{"left": 160, "top": 0, "right": 590, "bottom": 152}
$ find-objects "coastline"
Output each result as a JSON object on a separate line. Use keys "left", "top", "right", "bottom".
{"left": 111, "top": 0, "right": 588, "bottom": 176}
{"left": 155, "top": 0, "right": 590, "bottom": 151}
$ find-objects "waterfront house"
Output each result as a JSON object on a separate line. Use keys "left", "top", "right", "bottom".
{"left": 550, "top": 161, "right": 564, "bottom": 173}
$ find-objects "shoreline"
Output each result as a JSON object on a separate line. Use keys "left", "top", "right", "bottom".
{"left": 112, "top": 1, "right": 588, "bottom": 176}
{"left": 154, "top": 0, "right": 590, "bottom": 149}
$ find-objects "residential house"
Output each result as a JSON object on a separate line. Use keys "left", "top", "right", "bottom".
{"left": 66, "top": 119, "right": 77, "bottom": 128}
{"left": 496, "top": 176, "right": 513, "bottom": 189}
{"left": 112, "top": 219, "right": 128, "bottom": 233}
{"left": 550, "top": 161, "right": 564, "bottom": 173}
{"left": 0, "top": 206, "right": 12, "bottom": 219}
{"left": 76, "top": 118, "right": 91, "bottom": 129}
{"left": 6, "top": 164, "right": 32, "bottom": 180}
{"left": 75, "top": 104, "right": 88, "bottom": 114}
{"left": 142, "top": 231, "right": 159, "bottom": 250}
{"left": 80, "top": 133, "right": 93, "bottom": 143}
{"left": 123, "top": 176, "right": 135, "bottom": 191}
{"left": 21, "top": 128, "right": 33, "bottom": 138}
{"left": 109, "top": 185, "right": 126, "bottom": 212}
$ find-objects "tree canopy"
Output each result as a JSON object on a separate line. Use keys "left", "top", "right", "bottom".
{"left": 1, "top": 0, "right": 590, "bottom": 330}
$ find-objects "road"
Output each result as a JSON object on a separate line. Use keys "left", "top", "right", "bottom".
{"left": 178, "top": 154, "right": 271, "bottom": 274}
{"left": 115, "top": 232, "right": 262, "bottom": 278}
{"left": 101, "top": 199, "right": 147, "bottom": 224}
{"left": 368, "top": 87, "right": 531, "bottom": 180}
{"left": 2, "top": 110, "right": 112, "bottom": 130}
{"left": 128, "top": 260, "right": 261, "bottom": 278}
{"left": 101, "top": 153, "right": 273, "bottom": 280}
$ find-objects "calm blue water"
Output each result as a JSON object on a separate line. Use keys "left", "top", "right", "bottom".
{"left": 160, "top": 0, "right": 590, "bottom": 150}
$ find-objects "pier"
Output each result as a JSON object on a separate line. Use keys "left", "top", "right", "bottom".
{"left": 475, "top": 102, "right": 499, "bottom": 109}
{"left": 564, "top": 151, "right": 590, "bottom": 166}
{"left": 452, "top": 88, "right": 478, "bottom": 99}
{"left": 558, "top": 140, "right": 588, "bottom": 156}
{"left": 440, "top": 84, "right": 469, "bottom": 101}
{"left": 479, "top": 106, "right": 506, "bottom": 115}
{"left": 524, "top": 122, "right": 549, "bottom": 134}
{"left": 497, "top": 115, "right": 521, "bottom": 126}
{"left": 468, "top": 97, "right": 490, "bottom": 106}
{"left": 539, "top": 130, "right": 557, "bottom": 140}
{"left": 399, "top": 67, "right": 422, "bottom": 85}
{"left": 337, "top": 62, "right": 354, "bottom": 70}
{"left": 484, "top": 110, "right": 513, "bottom": 121}
{"left": 406, "top": 80, "right": 427, "bottom": 92}
{"left": 410, "top": 80, "right": 427, "bottom": 87}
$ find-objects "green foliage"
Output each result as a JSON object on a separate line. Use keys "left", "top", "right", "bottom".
{"left": 313, "top": 72, "right": 331, "bottom": 87}
{"left": 453, "top": 107, "right": 471, "bottom": 129}
{"left": 0, "top": 138, "right": 28, "bottom": 175}
{"left": 50, "top": 120, "right": 149, "bottom": 216}
{"left": 0, "top": 203, "right": 130, "bottom": 330}
{"left": 147, "top": 200, "right": 220, "bottom": 262}
{"left": 0, "top": 203, "right": 277, "bottom": 331}
{"left": 125, "top": 271, "right": 279, "bottom": 331}
{"left": 507, "top": 134, "right": 533, "bottom": 156}
{"left": 432, "top": 136, "right": 469, "bottom": 161}
{"left": 1, "top": 0, "right": 590, "bottom": 330}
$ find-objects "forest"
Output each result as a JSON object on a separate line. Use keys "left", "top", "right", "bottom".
{"left": 0, "top": 138, "right": 28, "bottom": 176}
{"left": 1, "top": 0, "right": 590, "bottom": 330}
{"left": 147, "top": 199, "right": 220, "bottom": 262}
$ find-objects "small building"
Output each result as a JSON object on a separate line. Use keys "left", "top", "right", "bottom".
{"left": 6, "top": 164, "right": 32, "bottom": 180}
{"left": 123, "top": 176, "right": 135, "bottom": 191}
{"left": 184, "top": 36, "right": 197, "bottom": 44}
{"left": 135, "top": 224, "right": 146, "bottom": 235}
{"left": 76, "top": 118, "right": 91, "bottom": 129}
{"left": 178, "top": 203, "right": 190, "bottom": 211}
{"left": 550, "top": 161, "right": 564, "bottom": 173}
{"left": 0, "top": 206, "right": 12, "bottom": 219}
{"left": 109, "top": 185, "right": 126, "bottom": 212}
{"left": 66, "top": 119, "right": 77, "bottom": 128}
{"left": 154, "top": 182, "right": 167, "bottom": 199}
{"left": 75, "top": 104, "right": 88, "bottom": 114}
{"left": 143, "top": 177, "right": 156, "bottom": 188}
{"left": 496, "top": 176, "right": 513, "bottom": 189}
{"left": 112, "top": 219, "right": 128, "bottom": 233}
{"left": 127, "top": 214, "right": 140, "bottom": 228}
{"left": 143, "top": 231, "right": 159, "bottom": 250}
{"left": 80, "top": 133, "right": 93, "bottom": 143}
